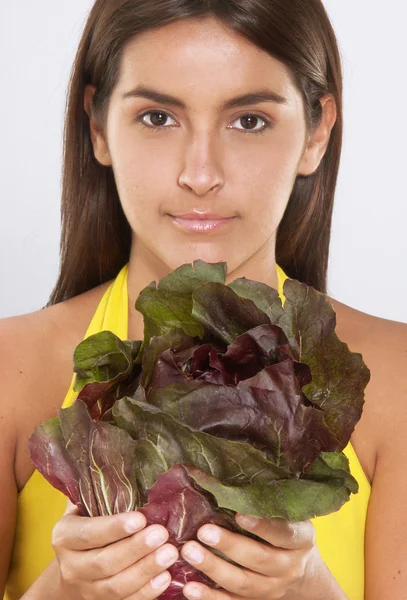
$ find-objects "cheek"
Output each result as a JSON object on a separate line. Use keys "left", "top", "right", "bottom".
{"left": 233, "top": 143, "right": 299, "bottom": 222}
{"left": 110, "top": 144, "right": 174, "bottom": 224}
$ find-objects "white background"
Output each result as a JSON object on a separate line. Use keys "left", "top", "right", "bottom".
{"left": 1, "top": 1, "right": 406, "bottom": 322}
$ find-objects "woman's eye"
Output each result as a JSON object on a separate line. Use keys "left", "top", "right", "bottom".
{"left": 136, "top": 110, "right": 176, "bottom": 130}
{"left": 229, "top": 114, "right": 271, "bottom": 134}
{"left": 135, "top": 110, "right": 271, "bottom": 135}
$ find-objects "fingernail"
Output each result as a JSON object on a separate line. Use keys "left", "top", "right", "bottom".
{"left": 198, "top": 525, "right": 220, "bottom": 545}
{"left": 124, "top": 513, "right": 145, "bottom": 533}
{"left": 151, "top": 571, "right": 171, "bottom": 589}
{"left": 156, "top": 545, "right": 178, "bottom": 567}
{"left": 183, "top": 542, "right": 204, "bottom": 564}
{"left": 146, "top": 526, "right": 168, "bottom": 547}
{"left": 185, "top": 584, "right": 202, "bottom": 598}
{"left": 236, "top": 514, "right": 259, "bottom": 529}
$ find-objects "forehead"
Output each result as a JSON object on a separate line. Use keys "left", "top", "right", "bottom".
{"left": 114, "top": 16, "right": 298, "bottom": 105}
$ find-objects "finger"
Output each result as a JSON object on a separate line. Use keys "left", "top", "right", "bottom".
{"left": 52, "top": 509, "right": 147, "bottom": 551}
{"left": 183, "top": 582, "right": 233, "bottom": 600}
{"left": 195, "top": 523, "right": 290, "bottom": 577}
{"left": 92, "top": 542, "right": 178, "bottom": 599}
{"left": 181, "top": 540, "right": 271, "bottom": 599}
{"left": 94, "top": 566, "right": 172, "bottom": 600}
{"left": 64, "top": 498, "right": 81, "bottom": 515}
{"left": 67, "top": 525, "right": 173, "bottom": 580}
{"left": 123, "top": 571, "right": 172, "bottom": 600}
{"left": 235, "top": 514, "right": 316, "bottom": 551}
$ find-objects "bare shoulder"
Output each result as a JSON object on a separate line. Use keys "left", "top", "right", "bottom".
{"left": 0, "top": 279, "right": 112, "bottom": 491}
{"left": 0, "top": 281, "right": 111, "bottom": 588}
{"left": 329, "top": 297, "right": 407, "bottom": 595}
{"left": 329, "top": 301, "right": 407, "bottom": 595}
{"left": 329, "top": 295, "right": 406, "bottom": 349}
{"left": 0, "top": 278, "right": 113, "bottom": 403}
{"left": 329, "top": 295, "right": 406, "bottom": 393}
{"left": 327, "top": 296, "right": 407, "bottom": 487}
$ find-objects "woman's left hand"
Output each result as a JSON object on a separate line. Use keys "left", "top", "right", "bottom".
{"left": 180, "top": 513, "right": 322, "bottom": 600}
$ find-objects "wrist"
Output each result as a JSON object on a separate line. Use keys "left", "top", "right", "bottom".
{"left": 21, "top": 558, "right": 68, "bottom": 600}
{"left": 286, "top": 548, "right": 348, "bottom": 600}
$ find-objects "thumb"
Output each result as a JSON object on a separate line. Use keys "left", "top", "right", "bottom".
{"left": 64, "top": 497, "right": 81, "bottom": 516}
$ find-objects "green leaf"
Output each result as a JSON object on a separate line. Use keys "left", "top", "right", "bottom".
{"left": 191, "top": 283, "right": 270, "bottom": 345}
{"left": 73, "top": 331, "right": 139, "bottom": 392}
{"left": 278, "top": 279, "right": 371, "bottom": 448}
{"left": 227, "top": 277, "right": 284, "bottom": 324}
{"left": 112, "top": 393, "right": 289, "bottom": 497}
{"left": 134, "top": 261, "right": 228, "bottom": 346}
{"left": 185, "top": 451, "right": 358, "bottom": 521}
{"left": 111, "top": 394, "right": 357, "bottom": 519}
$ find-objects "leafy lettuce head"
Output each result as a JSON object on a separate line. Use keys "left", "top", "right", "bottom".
{"left": 29, "top": 260, "right": 370, "bottom": 598}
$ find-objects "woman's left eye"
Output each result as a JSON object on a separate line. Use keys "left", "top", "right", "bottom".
{"left": 134, "top": 110, "right": 271, "bottom": 135}
{"left": 230, "top": 114, "right": 271, "bottom": 134}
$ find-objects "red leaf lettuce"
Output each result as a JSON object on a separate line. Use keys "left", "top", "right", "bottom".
{"left": 29, "top": 260, "right": 370, "bottom": 598}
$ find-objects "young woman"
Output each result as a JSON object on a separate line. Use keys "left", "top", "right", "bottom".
{"left": 1, "top": 1, "right": 406, "bottom": 599}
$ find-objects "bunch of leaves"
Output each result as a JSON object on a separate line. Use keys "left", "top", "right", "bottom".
{"left": 29, "top": 260, "right": 370, "bottom": 598}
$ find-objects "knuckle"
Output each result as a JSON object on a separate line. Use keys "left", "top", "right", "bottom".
{"left": 217, "top": 592, "right": 232, "bottom": 600}
{"left": 128, "top": 538, "right": 143, "bottom": 561}
{"left": 289, "top": 556, "right": 307, "bottom": 583}
{"left": 256, "top": 546, "right": 272, "bottom": 571}
{"left": 51, "top": 532, "right": 62, "bottom": 552}
{"left": 234, "top": 572, "right": 251, "bottom": 596}
{"left": 306, "top": 522, "right": 317, "bottom": 547}
{"left": 264, "top": 578, "right": 286, "bottom": 600}
{"left": 103, "top": 577, "right": 124, "bottom": 600}
{"left": 138, "top": 556, "right": 155, "bottom": 580}
{"left": 77, "top": 523, "right": 91, "bottom": 545}
{"left": 274, "top": 551, "right": 290, "bottom": 574}
{"left": 270, "top": 590, "right": 286, "bottom": 600}
{"left": 59, "top": 560, "right": 75, "bottom": 583}
{"left": 92, "top": 549, "right": 111, "bottom": 578}
{"left": 140, "top": 582, "right": 156, "bottom": 600}
{"left": 202, "top": 557, "right": 215, "bottom": 576}
{"left": 297, "top": 520, "right": 316, "bottom": 546}
{"left": 286, "top": 521, "right": 300, "bottom": 543}
{"left": 51, "top": 522, "right": 65, "bottom": 551}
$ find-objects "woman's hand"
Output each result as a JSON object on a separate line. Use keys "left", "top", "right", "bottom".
{"left": 52, "top": 500, "right": 179, "bottom": 600}
{"left": 180, "top": 514, "right": 338, "bottom": 600}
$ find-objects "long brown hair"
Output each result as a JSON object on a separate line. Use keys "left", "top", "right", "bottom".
{"left": 47, "top": 0, "right": 343, "bottom": 305}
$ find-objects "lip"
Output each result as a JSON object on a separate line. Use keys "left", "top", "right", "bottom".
{"left": 170, "top": 212, "right": 234, "bottom": 220}
{"left": 170, "top": 215, "right": 236, "bottom": 232}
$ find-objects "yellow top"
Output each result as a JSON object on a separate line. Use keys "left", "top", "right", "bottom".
{"left": 4, "top": 264, "right": 370, "bottom": 600}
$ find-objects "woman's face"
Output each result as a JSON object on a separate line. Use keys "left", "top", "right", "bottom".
{"left": 86, "top": 16, "right": 333, "bottom": 280}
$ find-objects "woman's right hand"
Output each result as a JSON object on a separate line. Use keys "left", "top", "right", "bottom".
{"left": 52, "top": 500, "right": 178, "bottom": 600}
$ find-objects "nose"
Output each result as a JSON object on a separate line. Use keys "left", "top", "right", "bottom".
{"left": 178, "top": 130, "right": 225, "bottom": 196}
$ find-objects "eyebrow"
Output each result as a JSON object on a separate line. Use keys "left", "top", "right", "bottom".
{"left": 122, "top": 85, "right": 288, "bottom": 109}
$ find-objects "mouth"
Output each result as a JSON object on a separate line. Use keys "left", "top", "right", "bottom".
{"left": 168, "top": 215, "right": 237, "bottom": 232}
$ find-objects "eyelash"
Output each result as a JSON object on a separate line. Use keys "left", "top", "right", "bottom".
{"left": 134, "top": 110, "right": 272, "bottom": 135}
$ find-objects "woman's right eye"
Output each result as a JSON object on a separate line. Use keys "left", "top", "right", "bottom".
{"left": 135, "top": 110, "right": 176, "bottom": 131}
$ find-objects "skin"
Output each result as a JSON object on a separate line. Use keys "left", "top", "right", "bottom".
{"left": 76, "top": 15, "right": 341, "bottom": 600}
{"left": 84, "top": 15, "right": 337, "bottom": 341}
{"left": 3, "top": 17, "right": 406, "bottom": 600}
{"left": 46, "top": 500, "right": 339, "bottom": 600}
{"left": 4, "top": 13, "right": 344, "bottom": 600}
